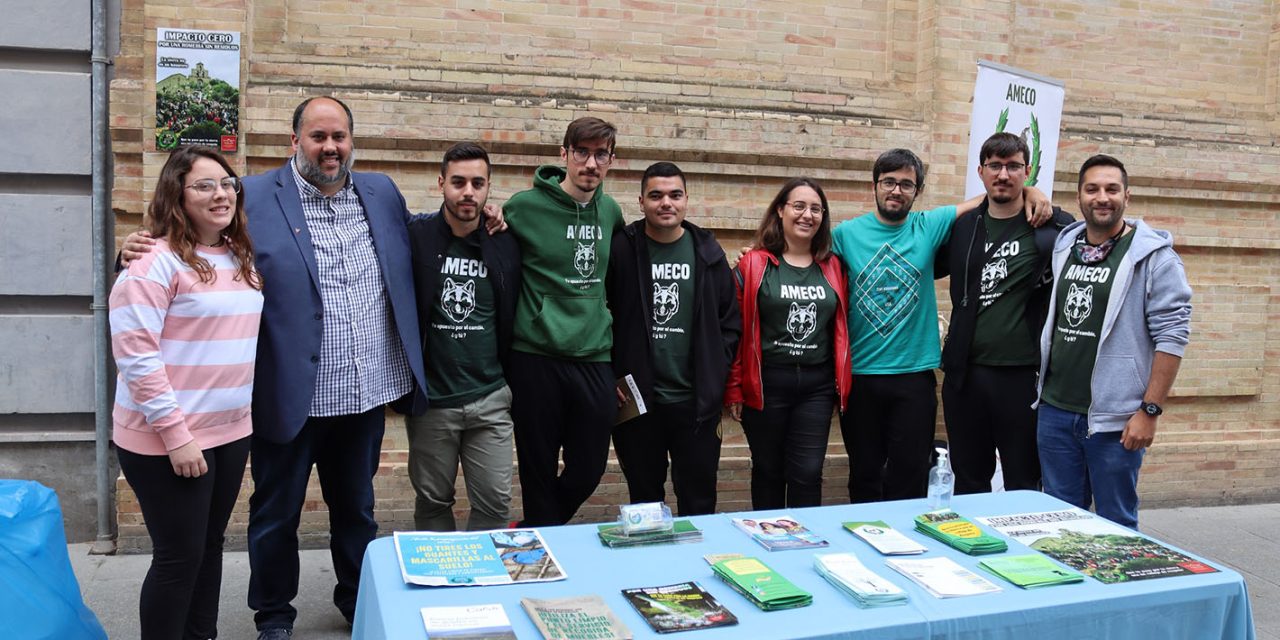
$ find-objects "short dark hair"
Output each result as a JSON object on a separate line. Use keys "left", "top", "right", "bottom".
{"left": 441, "top": 141, "right": 491, "bottom": 177}
{"left": 753, "top": 177, "right": 833, "bottom": 261}
{"left": 640, "top": 161, "right": 686, "bottom": 192}
{"left": 979, "top": 132, "right": 1029, "bottom": 165}
{"left": 1077, "top": 154, "right": 1128, "bottom": 189}
{"left": 292, "top": 96, "right": 354, "bottom": 137}
{"left": 872, "top": 148, "right": 926, "bottom": 191}
{"left": 563, "top": 117, "right": 617, "bottom": 153}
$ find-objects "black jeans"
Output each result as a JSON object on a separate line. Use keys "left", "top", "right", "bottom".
{"left": 117, "top": 436, "right": 250, "bottom": 640}
{"left": 247, "top": 407, "right": 384, "bottom": 630}
{"left": 943, "top": 363, "right": 1041, "bottom": 494}
{"left": 508, "top": 351, "right": 616, "bottom": 526}
{"left": 840, "top": 370, "right": 938, "bottom": 503}
{"left": 740, "top": 363, "right": 835, "bottom": 509}
{"left": 612, "top": 400, "right": 722, "bottom": 516}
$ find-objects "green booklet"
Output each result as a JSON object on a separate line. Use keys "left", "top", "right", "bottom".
{"left": 621, "top": 581, "right": 738, "bottom": 633}
{"left": 597, "top": 520, "right": 702, "bottom": 548}
{"left": 978, "top": 554, "right": 1085, "bottom": 589}
{"left": 706, "top": 555, "right": 813, "bottom": 611}
{"left": 914, "top": 510, "right": 1007, "bottom": 555}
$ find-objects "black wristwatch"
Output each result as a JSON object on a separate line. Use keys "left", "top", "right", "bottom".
{"left": 1140, "top": 402, "right": 1163, "bottom": 417}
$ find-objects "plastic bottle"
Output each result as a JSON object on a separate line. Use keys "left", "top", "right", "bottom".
{"left": 926, "top": 446, "right": 955, "bottom": 511}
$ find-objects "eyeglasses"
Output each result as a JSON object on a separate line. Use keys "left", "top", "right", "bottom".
{"left": 185, "top": 177, "right": 241, "bottom": 195}
{"left": 877, "top": 178, "right": 918, "bottom": 195}
{"left": 787, "top": 201, "right": 825, "bottom": 216}
{"left": 983, "top": 162, "right": 1026, "bottom": 174}
{"left": 569, "top": 147, "right": 614, "bottom": 166}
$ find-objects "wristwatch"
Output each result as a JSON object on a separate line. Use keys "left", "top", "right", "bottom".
{"left": 1140, "top": 402, "right": 1163, "bottom": 417}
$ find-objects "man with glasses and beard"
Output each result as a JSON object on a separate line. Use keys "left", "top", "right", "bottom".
{"left": 1034, "top": 154, "right": 1191, "bottom": 529}
{"left": 501, "top": 117, "right": 626, "bottom": 526}
{"left": 831, "top": 148, "right": 1051, "bottom": 504}
{"left": 939, "top": 132, "right": 1074, "bottom": 497}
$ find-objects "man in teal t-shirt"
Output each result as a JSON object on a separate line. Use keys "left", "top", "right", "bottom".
{"left": 831, "top": 148, "right": 1049, "bottom": 503}
{"left": 503, "top": 117, "right": 625, "bottom": 526}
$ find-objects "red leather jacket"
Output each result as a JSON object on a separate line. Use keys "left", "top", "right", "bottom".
{"left": 724, "top": 249, "right": 851, "bottom": 412}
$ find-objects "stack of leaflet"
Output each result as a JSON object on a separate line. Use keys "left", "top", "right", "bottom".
{"left": 706, "top": 555, "right": 813, "bottom": 610}
{"left": 812, "top": 553, "right": 908, "bottom": 608}
{"left": 978, "top": 554, "right": 1084, "bottom": 589}
{"left": 913, "top": 510, "right": 1007, "bottom": 555}
{"left": 596, "top": 520, "right": 702, "bottom": 548}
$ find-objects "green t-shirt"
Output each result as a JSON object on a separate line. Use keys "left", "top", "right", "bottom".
{"left": 971, "top": 214, "right": 1040, "bottom": 366}
{"left": 1041, "top": 228, "right": 1137, "bottom": 414}
{"left": 758, "top": 259, "right": 838, "bottom": 366}
{"left": 647, "top": 234, "right": 696, "bottom": 404}
{"left": 831, "top": 206, "right": 957, "bottom": 374}
{"left": 423, "top": 236, "right": 505, "bottom": 408}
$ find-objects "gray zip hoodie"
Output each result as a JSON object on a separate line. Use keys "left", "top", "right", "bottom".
{"left": 1034, "top": 219, "right": 1192, "bottom": 434}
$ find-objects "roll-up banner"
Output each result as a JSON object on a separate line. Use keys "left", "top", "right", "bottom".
{"left": 964, "top": 60, "right": 1065, "bottom": 200}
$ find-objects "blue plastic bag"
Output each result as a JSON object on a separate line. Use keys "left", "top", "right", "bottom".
{"left": 0, "top": 480, "right": 107, "bottom": 640}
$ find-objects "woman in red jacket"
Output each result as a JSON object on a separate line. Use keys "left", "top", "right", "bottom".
{"left": 726, "top": 177, "right": 851, "bottom": 509}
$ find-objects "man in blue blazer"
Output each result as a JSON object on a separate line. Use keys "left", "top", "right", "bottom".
{"left": 243, "top": 96, "right": 427, "bottom": 639}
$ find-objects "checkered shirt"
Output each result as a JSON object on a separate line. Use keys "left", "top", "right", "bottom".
{"left": 291, "top": 160, "right": 413, "bottom": 417}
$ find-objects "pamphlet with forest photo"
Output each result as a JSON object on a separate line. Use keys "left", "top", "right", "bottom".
{"left": 622, "top": 582, "right": 738, "bottom": 633}
{"left": 976, "top": 509, "right": 1219, "bottom": 584}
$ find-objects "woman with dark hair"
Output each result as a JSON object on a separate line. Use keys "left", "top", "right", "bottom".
{"left": 110, "top": 145, "right": 263, "bottom": 639}
{"left": 725, "top": 177, "right": 851, "bottom": 509}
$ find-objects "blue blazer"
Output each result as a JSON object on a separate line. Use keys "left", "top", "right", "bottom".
{"left": 244, "top": 163, "right": 428, "bottom": 444}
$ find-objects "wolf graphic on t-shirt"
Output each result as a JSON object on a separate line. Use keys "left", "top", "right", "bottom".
{"left": 787, "top": 301, "right": 818, "bottom": 342}
{"left": 440, "top": 277, "right": 476, "bottom": 323}
{"left": 1064, "top": 283, "right": 1093, "bottom": 328}
{"left": 981, "top": 258, "right": 1008, "bottom": 294}
{"left": 574, "top": 242, "right": 597, "bottom": 278}
{"left": 652, "top": 282, "right": 679, "bottom": 325}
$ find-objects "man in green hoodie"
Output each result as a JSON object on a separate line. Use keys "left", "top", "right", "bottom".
{"left": 504, "top": 117, "right": 625, "bottom": 526}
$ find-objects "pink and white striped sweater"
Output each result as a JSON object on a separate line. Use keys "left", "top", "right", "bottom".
{"left": 110, "top": 239, "right": 263, "bottom": 455}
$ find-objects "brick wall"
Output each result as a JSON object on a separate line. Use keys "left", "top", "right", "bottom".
{"left": 110, "top": 1, "right": 1280, "bottom": 550}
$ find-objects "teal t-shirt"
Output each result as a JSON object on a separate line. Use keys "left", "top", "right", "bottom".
{"left": 831, "top": 206, "right": 957, "bottom": 374}
{"left": 1041, "top": 228, "right": 1137, "bottom": 414}
{"left": 646, "top": 234, "right": 696, "bottom": 404}
{"left": 757, "top": 259, "right": 838, "bottom": 366}
{"left": 424, "top": 236, "right": 505, "bottom": 408}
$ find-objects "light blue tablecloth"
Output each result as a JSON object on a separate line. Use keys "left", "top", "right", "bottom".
{"left": 354, "top": 490, "right": 1255, "bottom": 639}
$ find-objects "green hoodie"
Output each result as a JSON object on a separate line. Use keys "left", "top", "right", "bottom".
{"left": 505, "top": 164, "right": 624, "bottom": 361}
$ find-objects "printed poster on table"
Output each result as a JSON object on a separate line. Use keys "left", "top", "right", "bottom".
{"left": 964, "top": 60, "right": 1065, "bottom": 200}
{"left": 155, "top": 27, "right": 241, "bottom": 153}
{"left": 395, "top": 529, "right": 566, "bottom": 587}
{"left": 976, "top": 508, "right": 1219, "bottom": 584}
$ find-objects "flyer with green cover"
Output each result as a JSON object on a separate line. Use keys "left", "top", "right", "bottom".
{"left": 597, "top": 520, "right": 702, "bottom": 549}
{"left": 978, "top": 554, "right": 1085, "bottom": 589}
{"left": 708, "top": 556, "right": 813, "bottom": 610}
{"left": 621, "top": 581, "right": 738, "bottom": 633}
{"left": 914, "top": 510, "right": 1008, "bottom": 555}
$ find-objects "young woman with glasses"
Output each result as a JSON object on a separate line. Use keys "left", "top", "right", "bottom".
{"left": 109, "top": 145, "right": 263, "bottom": 639}
{"left": 725, "top": 177, "right": 851, "bottom": 509}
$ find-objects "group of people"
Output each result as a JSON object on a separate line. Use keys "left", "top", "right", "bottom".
{"left": 109, "top": 95, "right": 1191, "bottom": 639}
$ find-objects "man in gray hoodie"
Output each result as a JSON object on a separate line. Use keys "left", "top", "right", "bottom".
{"left": 1034, "top": 154, "right": 1192, "bottom": 529}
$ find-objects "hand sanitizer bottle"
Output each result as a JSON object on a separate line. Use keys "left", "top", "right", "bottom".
{"left": 927, "top": 447, "right": 954, "bottom": 511}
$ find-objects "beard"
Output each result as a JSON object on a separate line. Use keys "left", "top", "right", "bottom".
{"left": 295, "top": 148, "right": 355, "bottom": 188}
{"left": 876, "top": 197, "right": 912, "bottom": 222}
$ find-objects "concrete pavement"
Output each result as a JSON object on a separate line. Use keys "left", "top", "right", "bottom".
{"left": 71, "top": 501, "right": 1276, "bottom": 639}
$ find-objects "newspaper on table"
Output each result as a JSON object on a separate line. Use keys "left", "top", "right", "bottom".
{"left": 975, "top": 508, "right": 1219, "bottom": 584}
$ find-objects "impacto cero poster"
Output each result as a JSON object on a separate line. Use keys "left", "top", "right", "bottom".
{"left": 155, "top": 28, "right": 241, "bottom": 153}
{"left": 964, "top": 60, "right": 1064, "bottom": 200}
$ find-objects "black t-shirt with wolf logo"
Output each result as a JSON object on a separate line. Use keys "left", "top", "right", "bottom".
{"left": 758, "top": 260, "right": 837, "bottom": 366}
{"left": 971, "top": 214, "right": 1040, "bottom": 366}
{"left": 1041, "top": 228, "right": 1136, "bottom": 414}
{"left": 646, "top": 234, "right": 696, "bottom": 404}
{"left": 424, "top": 236, "right": 505, "bottom": 408}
